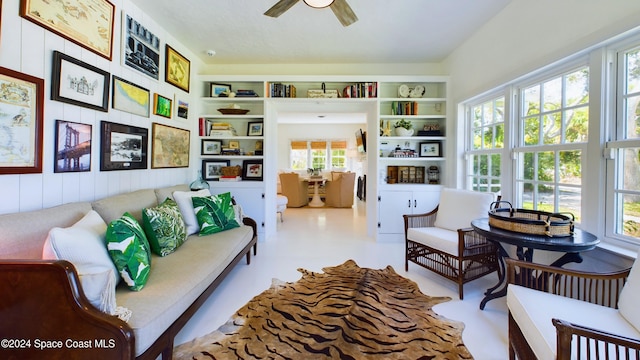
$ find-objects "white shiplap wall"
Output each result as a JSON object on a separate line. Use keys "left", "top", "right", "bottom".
{"left": 0, "top": 0, "right": 202, "bottom": 215}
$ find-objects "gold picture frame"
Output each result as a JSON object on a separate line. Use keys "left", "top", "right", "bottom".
{"left": 151, "top": 123, "right": 190, "bottom": 168}
{"left": 20, "top": 0, "right": 115, "bottom": 60}
{"left": 0, "top": 66, "right": 44, "bottom": 174}
{"left": 165, "top": 45, "right": 190, "bottom": 93}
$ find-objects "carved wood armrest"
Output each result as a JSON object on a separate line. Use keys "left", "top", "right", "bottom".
{"left": 553, "top": 318, "right": 640, "bottom": 360}
{"left": 506, "top": 258, "right": 630, "bottom": 308}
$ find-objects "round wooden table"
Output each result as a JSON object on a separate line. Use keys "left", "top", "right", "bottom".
{"left": 471, "top": 217, "right": 599, "bottom": 310}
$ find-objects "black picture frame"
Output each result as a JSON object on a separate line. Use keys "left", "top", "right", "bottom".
{"left": 100, "top": 121, "right": 148, "bottom": 171}
{"left": 202, "top": 159, "right": 230, "bottom": 181}
{"left": 247, "top": 121, "right": 263, "bottom": 136}
{"left": 210, "top": 82, "right": 231, "bottom": 97}
{"left": 419, "top": 142, "right": 441, "bottom": 157}
{"left": 201, "top": 139, "right": 222, "bottom": 155}
{"left": 242, "top": 159, "right": 263, "bottom": 181}
{"left": 54, "top": 120, "right": 92, "bottom": 173}
{"left": 51, "top": 50, "right": 110, "bottom": 112}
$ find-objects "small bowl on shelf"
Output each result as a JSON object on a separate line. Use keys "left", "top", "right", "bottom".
{"left": 217, "top": 108, "right": 250, "bottom": 115}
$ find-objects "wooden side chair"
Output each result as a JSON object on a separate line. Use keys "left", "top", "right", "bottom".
{"left": 404, "top": 188, "right": 499, "bottom": 299}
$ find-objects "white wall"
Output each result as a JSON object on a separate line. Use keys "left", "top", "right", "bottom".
{"left": 444, "top": 0, "right": 640, "bottom": 105}
{"left": 0, "top": 0, "right": 203, "bottom": 214}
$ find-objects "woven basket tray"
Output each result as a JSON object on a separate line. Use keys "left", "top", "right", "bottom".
{"left": 221, "top": 165, "right": 241, "bottom": 177}
{"left": 488, "top": 201, "right": 574, "bottom": 237}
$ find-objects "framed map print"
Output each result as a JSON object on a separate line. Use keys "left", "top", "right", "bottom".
{"left": 0, "top": 66, "right": 44, "bottom": 174}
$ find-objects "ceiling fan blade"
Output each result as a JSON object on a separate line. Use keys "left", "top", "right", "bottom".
{"left": 264, "top": 0, "right": 300, "bottom": 17}
{"left": 330, "top": 0, "right": 358, "bottom": 26}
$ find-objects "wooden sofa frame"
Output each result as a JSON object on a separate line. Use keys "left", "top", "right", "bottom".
{"left": 506, "top": 258, "right": 640, "bottom": 360}
{"left": 404, "top": 206, "right": 498, "bottom": 299}
{"left": 0, "top": 218, "right": 258, "bottom": 360}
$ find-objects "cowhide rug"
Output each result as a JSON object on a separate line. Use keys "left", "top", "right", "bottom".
{"left": 174, "top": 260, "right": 472, "bottom": 359}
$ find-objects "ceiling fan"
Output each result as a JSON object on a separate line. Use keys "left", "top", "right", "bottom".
{"left": 264, "top": 0, "right": 358, "bottom": 27}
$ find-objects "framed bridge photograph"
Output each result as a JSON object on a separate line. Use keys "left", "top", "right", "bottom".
{"left": 54, "top": 120, "right": 92, "bottom": 173}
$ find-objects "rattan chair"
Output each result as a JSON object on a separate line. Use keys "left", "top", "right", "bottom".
{"left": 404, "top": 188, "right": 499, "bottom": 299}
{"left": 506, "top": 258, "right": 639, "bottom": 360}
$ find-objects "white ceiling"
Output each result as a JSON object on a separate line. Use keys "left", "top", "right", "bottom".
{"left": 129, "top": 0, "right": 513, "bottom": 65}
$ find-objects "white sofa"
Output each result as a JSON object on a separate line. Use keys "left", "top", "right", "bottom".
{"left": 0, "top": 184, "right": 258, "bottom": 360}
{"left": 506, "top": 256, "right": 640, "bottom": 359}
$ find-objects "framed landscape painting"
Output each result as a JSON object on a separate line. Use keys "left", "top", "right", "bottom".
{"left": 20, "top": 0, "right": 115, "bottom": 60}
{"left": 151, "top": 123, "right": 189, "bottom": 168}
{"left": 54, "top": 120, "right": 91, "bottom": 173}
{"left": 0, "top": 66, "right": 44, "bottom": 174}
{"left": 100, "top": 121, "right": 147, "bottom": 171}
{"left": 51, "top": 51, "right": 110, "bottom": 112}
{"left": 202, "top": 159, "right": 230, "bottom": 181}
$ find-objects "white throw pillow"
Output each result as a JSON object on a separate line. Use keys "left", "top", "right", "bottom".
{"left": 433, "top": 188, "right": 496, "bottom": 231}
{"left": 173, "top": 189, "right": 211, "bottom": 235}
{"left": 617, "top": 250, "right": 640, "bottom": 332}
{"left": 42, "top": 210, "right": 120, "bottom": 315}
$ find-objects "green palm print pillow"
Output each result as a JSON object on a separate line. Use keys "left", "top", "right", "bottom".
{"left": 142, "top": 198, "right": 187, "bottom": 256}
{"left": 192, "top": 192, "right": 240, "bottom": 235}
{"left": 106, "top": 212, "right": 152, "bottom": 291}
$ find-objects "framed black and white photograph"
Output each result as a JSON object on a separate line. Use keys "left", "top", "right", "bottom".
{"left": 202, "top": 159, "right": 230, "bottom": 181}
{"left": 419, "top": 142, "right": 441, "bottom": 157}
{"left": 201, "top": 139, "right": 222, "bottom": 155}
{"left": 100, "top": 121, "right": 148, "bottom": 171}
{"left": 54, "top": 120, "right": 92, "bottom": 173}
{"left": 210, "top": 83, "right": 231, "bottom": 97}
{"left": 242, "top": 159, "right": 263, "bottom": 181}
{"left": 51, "top": 51, "right": 110, "bottom": 112}
{"left": 247, "top": 121, "right": 263, "bottom": 136}
{"left": 122, "top": 12, "right": 160, "bottom": 80}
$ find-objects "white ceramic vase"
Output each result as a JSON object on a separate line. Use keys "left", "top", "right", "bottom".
{"left": 395, "top": 127, "right": 414, "bottom": 137}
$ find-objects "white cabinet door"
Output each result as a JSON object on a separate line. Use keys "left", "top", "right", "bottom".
{"left": 211, "top": 185, "right": 265, "bottom": 235}
{"left": 411, "top": 189, "right": 440, "bottom": 215}
{"left": 378, "top": 190, "right": 413, "bottom": 234}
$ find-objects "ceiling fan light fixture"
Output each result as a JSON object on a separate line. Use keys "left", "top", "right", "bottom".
{"left": 303, "top": 0, "right": 334, "bottom": 9}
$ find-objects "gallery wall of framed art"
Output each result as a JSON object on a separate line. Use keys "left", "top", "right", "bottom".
{"left": 2, "top": 0, "right": 202, "bottom": 219}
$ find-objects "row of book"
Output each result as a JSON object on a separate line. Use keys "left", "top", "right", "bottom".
{"left": 391, "top": 101, "right": 419, "bottom": 115}
{"left": 198, "top": 118, "right": 237, "bottom": 136}
{"left": 342, "top": 82, "right": 377, "bottom": 98}
{"left": 269, "top": 83, "right": 297, "bottom": 98}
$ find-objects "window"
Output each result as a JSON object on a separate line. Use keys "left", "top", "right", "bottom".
{"left": 515, "top": 67, "right": 589, "bottom": 223}
{"left": 607, "top": 45, "right": 640, "bottom": 241}
{"left": 467, "top": 96, "right": 505, "bottom": 193}
{"left": 289, "top": 140, "right": 347, "bottom": 170}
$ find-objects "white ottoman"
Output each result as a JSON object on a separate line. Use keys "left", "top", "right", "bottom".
{"left": 276, "top": 194, "right": 288, "bottom": 222}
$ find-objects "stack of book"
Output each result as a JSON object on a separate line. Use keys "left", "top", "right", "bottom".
{"left": 209, "top": 122, "right": 236, "bottom": 136}
{"left": 219, "top": 176, "right": 242, "bottom": 182}
{"left": 235, "top": 89, "right": 258, "bottom": 97}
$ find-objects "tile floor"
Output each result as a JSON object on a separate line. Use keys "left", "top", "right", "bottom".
{"left": 175, "top": 203, "right": 509, "bottom": 360}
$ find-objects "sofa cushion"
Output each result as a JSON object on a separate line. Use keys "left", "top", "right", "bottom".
{"left": 173, "top": 189, "right": 211, "bottom": 236}
{"left": 617, "top": 251, "right": 640, "bottom": 332}
{"left": 106, "top": 213, "right": 152, "bottom": 291}
{"left": 407, "top": 227, "right": 460, "bottom": 256}
{"left": 193, "top": 193, "right": 240, "bottom": 235}
{"left": 434, "top": 188, "right": 495, "bottom": 231}
{"left": 0, "top": 202, "right": 92, "bottom": 260}
{"left": 93, "top": 189, "right": 158, "bottom": 224}
{"left": 142, "top": 198, "right": 187, "bottom": 256}
{"left": 116, "top": 224, "right": 254, "bottom": 356}
{"left": 507, "top": 284, "right": 640, "bottom": 360}
{"left": 42, "top": 210, "right": 119, "bottom": 314}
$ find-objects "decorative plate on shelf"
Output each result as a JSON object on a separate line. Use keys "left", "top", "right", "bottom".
{"left": 398, "top": 84, "right": 410, "bottom": 98}
{"left": 217, "top": 108, "right": 250, "bottom": 115}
